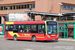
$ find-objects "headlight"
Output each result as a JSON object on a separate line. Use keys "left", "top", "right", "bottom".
{"left": 56, "top": 35, "right": 59, "bottom": 37}
{"left": 47, "top": 35, "right": 50, "bottom": 38}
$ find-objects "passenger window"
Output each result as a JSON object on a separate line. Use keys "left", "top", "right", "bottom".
{"left": 31, "top": 25, "right": 38, "bottom": 33}
{"left": 13, "top": 25, "right": 18, "bottom": 32}
{"left": 25, "top": 25, "right": 31, "bottom": 33}
{"left": 18, "top": 25, "right": 24, "bottom": 33}
{"left": 38, "top": 25, "right": 45, "bottom": 33}
{"left": 6, "top": 25, "right": 9, "bottom": 31}
{"left": 9, "top": 25, "right": 13, "bottom": 31}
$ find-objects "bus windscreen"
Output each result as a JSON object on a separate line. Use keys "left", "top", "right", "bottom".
{"left": 47, "top": 21, "right": 57, "bottom": 34}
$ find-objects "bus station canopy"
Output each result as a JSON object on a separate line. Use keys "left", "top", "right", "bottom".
{"left": 25, "top": 11, "right": 63, "bottom": 16}
{"left": 62, "top": 12, "right": 75, "bottom": 17}
{"left": 62, "top": 12, "right": 75, "bottom": 14}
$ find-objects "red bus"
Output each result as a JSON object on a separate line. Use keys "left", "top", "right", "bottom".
{"left": 4, "top": 21, "right": 59, "bottom": 42}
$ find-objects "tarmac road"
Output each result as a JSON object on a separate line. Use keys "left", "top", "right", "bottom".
{"left": 0, "top": 37, "right": 75, "bottom": 50}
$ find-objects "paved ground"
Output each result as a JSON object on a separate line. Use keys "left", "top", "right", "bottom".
{"left": 59, "top": 38, "right": 75, "bottom": 41}
{"left": 0, "top": 37, "right": 75, "bottom": 50}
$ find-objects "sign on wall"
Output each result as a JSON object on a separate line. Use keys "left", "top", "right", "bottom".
{"left": 0, "top": 26, "right": 3, "bottom": 34}
{"left": 9, "top": 13, "right": 29, "bottom": 21}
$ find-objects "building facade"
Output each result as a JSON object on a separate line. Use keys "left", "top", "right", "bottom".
{"left": 0, "top": 0, "right": 75, "bottom": 24}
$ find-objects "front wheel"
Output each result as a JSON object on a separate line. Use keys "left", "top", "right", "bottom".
{"left": 13, "top": 35, "right": 17, "bottom": 41}
{"left": 31, "top": 36, "right": 36, "bottom": 42}
{"left": 52, "top": 40, "right": 58, "bottom": 42}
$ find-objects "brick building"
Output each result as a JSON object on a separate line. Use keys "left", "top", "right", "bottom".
{"left": 0, "top": 0, "right": 75, "bottom": 24}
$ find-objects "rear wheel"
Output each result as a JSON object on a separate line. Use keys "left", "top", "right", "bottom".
{"left": 13, "top": 35, "right": 17, "bottom": 41}
{"left": 31, "top": 36, "right": 36, "bottom": 42}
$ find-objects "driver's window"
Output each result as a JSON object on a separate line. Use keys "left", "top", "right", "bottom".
{"left": 53, "top": 25, "right": 57, "bottom": 33}
{"left": 47, "top": 25, "right": 52, "bottom": 34}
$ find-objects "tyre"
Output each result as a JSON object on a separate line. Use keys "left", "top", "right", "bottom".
{"left": 53, "top": 40, "right": 58, "bottom": 42}
{"left": 13, "top": 35, "right": 17, "bottom": 41}
{"left": 31, "top": 36, "right": 36, "bottom": 42}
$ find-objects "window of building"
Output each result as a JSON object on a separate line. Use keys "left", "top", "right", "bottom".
{"left": 10, "top": 6, "right": 12, "bottom": 10}
{"left": 18, "top": 5, "right": 20, "bottom": 9}
{"left": 1, "top": 7, "right": 3, "bottom": 10}
{"left": 24, "top": 5, "right": 27, "bottom": 9}
{"left": 16, "top": 5, "right": 19, "bottom": 9}
{"left": 67, "top": 17, "right": 73, "bottom": 20}
{"left": 62, "top": 5, "right": 75, "bottom": 11}
{"left": 23, "top": 5, "right": 25, "bottom": 9}
{"left": 20, "top": 5, "right": 24, "bottom": 9}
{"left": 63, "top": 5, "right": 67, "bottom": 10}
{"left": 73, "top": 7, "right": 75, "bottom": 11}
{"left": 32, "top": 4, "right": 35, "bottom": 8}
{"left": 13, "top": 6, "right": 15, "bottom": 10}
{"left": 27, "top": 4, "right": 29, "bottom": 8}
{"left": 12, "top": 6, "right": 13, "bottom": 10}
{"left": 38, "top": 25, "right": 45, "bottom": 33}
{"left": 71, "top": 6, "right": 73, "bottom": 10}
{"left": 15, "top": 6, "right": 17, "bottom": 9}
{"left": 8, "top": 7, "right": 10, "bottom": 10}
{"left": 23, "top": 5, "right": 27, "bottom": 9}
{"left": 61, "top": 5, "right": 63, "bottom": 10}
{"left": 0, "top": 3, "right": 35, "bottom": 10}
{"left": 66, "top": 6, "right": 70, "bottom": 10}
{"left": 21, "top": 5, "right": 23, "bottom": 9}
{"left": 46, "top": 17, "right": 52, "bottom": 20}
{"left": 29, "top": 4, "right": 32, "bottom": 8}
{"left": 20, "top": 5, "right": 22, "bottom": 9}
{"left": 60, "top": 17, "right": 66, "bottom": 21}
{"left": 0, "top": 7, "right": 1, "bottom": 10}
{"left": 3, "top": 7, "right": 4, "bottom": 10}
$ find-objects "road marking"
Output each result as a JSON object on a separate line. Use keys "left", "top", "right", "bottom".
{"left": 26, "top": 49, "right": 32, "bottom": 50}
{"left": 24, "top": 49, "right": 33, "bottom": 50}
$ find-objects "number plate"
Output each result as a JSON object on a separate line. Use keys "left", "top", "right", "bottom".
{"left": 52, "top": 39, "right": 55, "bottom": 40}
{"left": 51, "top": 35, "right": 55, "bottom": 36}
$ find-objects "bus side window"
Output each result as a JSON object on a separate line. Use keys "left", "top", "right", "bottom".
{"left": 38, "top": 25, "right": 45, "bottom": 33}
{"left": 9, "top": 25, "right": 13, "bottom": 31}
{"left": 31, "top": 25, "right": 38, "bottom": 33}
{"left": 25, "top": 25, "right": 31, "bottom": 33}
{"left": 13, "top": 25, "right": 18, "bottom": 32}
{"left": 6, "top": 25, "right": 9, "bottom": 31}
{"left": 18, "top": 25, "right": 24, "bottom": 33}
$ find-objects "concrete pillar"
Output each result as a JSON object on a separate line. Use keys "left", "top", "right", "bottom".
{"left": 35, "top": 15, "right": 41, "bottom": 21}
{"left": 1, "top": 16, "right": 5, "bottom": 24}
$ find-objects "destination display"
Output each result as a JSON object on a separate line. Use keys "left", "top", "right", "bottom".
{"left": 47, "top": 21, "right": 57, "bottom": 25}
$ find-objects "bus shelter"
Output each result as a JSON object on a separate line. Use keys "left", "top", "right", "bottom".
{"left": 58, "top": 23, "right": 68, "bottom": 39}
{"left": 58, "top": 22, "right": 75, "bottom": 39}
{"left": 69, "top": 22, "right": 75, "bottom": 39}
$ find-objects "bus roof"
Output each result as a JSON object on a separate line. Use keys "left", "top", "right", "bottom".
{"left": 5, "top": 21, "right": 45, "bottom": 25}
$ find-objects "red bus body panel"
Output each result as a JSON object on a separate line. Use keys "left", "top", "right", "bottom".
{"left": 4, "top": 21, "right": 59, "bottom": 41}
